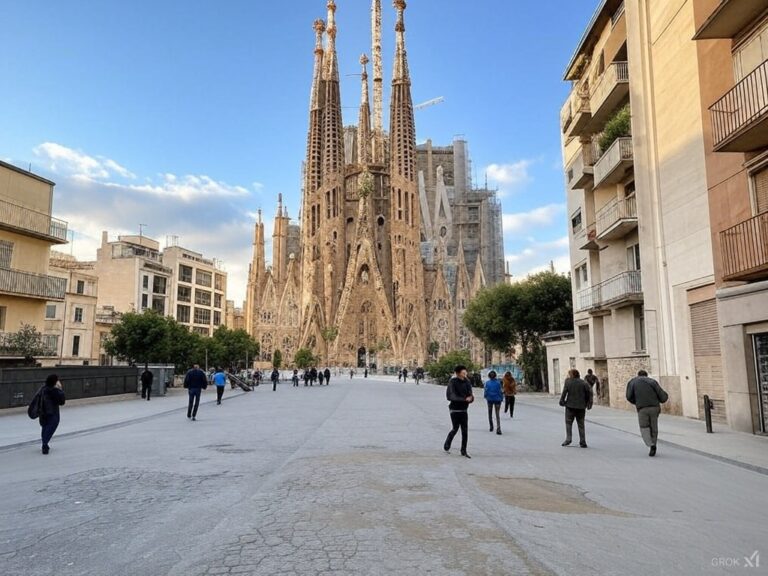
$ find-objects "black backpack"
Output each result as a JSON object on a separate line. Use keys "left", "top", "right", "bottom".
{"left": 27, "top": 387, "right": 45, "bottom": 420}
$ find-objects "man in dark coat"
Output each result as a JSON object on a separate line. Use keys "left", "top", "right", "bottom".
{"left": 140, "top": 365, "right": 153, "bottom": 401}
{"left": 309, "top": 367, "right": 317, "bottom": 386}
{"left": 324, "top": 368, "right": 331, "bottom": 385}
{"left": 39, "top": 374, "right": 65, "bottom": 454}
{"left": 626, "top": 370, "right": 669, "bottom": 457}
{"left": 585, "top": 369, "right": 600, "bottom": 402}
{"left": 559, "top": 369, "right": 593, "bottom": 448}
{"left": 271, "top": 368, "right": 280, "bottom": 391}
{"left": 184, "top": 363, "right": 208, "bottom": 421}
{"left": 443, "top": 365, "right": 474, "bottom": 458}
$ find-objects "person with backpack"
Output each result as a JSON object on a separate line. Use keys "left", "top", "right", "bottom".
{"left": 484, "top": 370, "right": 504, "bottom": 435}
{"left": 140, "top": 365, "right": 153, "bottom": 401}
{"left": 184, "top": 363, "right": 208, "bottom": 421}
{"left": 30, "top": 374, "right": 66, "bottom": 455}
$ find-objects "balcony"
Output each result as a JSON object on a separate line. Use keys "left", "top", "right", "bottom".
{"left": 694, "top": 0, "right": 768, "bottom": 40}
{"left": 561, "top": 85, "right": 592, "bottom": 141}
{"left": 578, "top": 223, "right": 600, "bottom": 251}
{"left": 720, "top": 212, "right": 768, "bottom": 282}
{"left": 575, "top": 270, "right": 643, "bottom": 312}
{"left": 594, "top": 137, "right": 634, "bottom": 187}
{"left": 566, "top": 141, "right": 600, "bottom": 191}
{"left": 596, "top": 195, "right": 638, "bottom": 240}
{"left": 0, "top": 268, "right": 67, "bottom": 301}
{"left": 590, "top": 62, "right": 630, "bottom": 129}
{"left": 0, "top": 196, "right": 68, "bottom": 244}
{"left": 710, "top": 60, "right": 768, "bottom": 153}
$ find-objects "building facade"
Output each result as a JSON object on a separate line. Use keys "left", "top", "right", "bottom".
{"left": 245, "top": 1, "right": 505, "bottom": 369}
{"left": 0, "top": 160, "right": 68, "bottom": 362}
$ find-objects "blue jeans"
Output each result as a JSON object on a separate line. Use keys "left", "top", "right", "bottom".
{"left": 187, "top": 389, "right": 202, "bottom": 418}
{"left": 40, "top": 413, "right": 60, "bottom": 448}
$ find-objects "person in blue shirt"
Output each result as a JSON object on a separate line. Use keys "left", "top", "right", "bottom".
{"left": 213, "top": 368, "right": 227, "bottom": 405}
{"left": 484, "top": 370, "right": 504, "bottom": 435}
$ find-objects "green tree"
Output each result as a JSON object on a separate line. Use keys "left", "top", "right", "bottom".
{"left": 104, "top": 311, "right": 170, "bottom": 366}
{"left": 463, "top": 271, "right": 573, "bottom": 390}
{"left": 210, "top": 327, "right": 259, "bottom": 370}
{"left": 272, "top": 349, "right": 283, "bottom": 370}
{"left": 294, "top": 348, "right": 317, "bottom": 370}
{"left": 6, "top": 323, "right": 46, "bottom": 363}
{"left": 424, "top": 350, "right": 477, "bottom": 386}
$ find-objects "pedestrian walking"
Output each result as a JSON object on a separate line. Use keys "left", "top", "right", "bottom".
{"left": 364, "top": 367, "right": 368, "bottom": 378}
{"left": 303, "top": 371, "right": 310, "bottom": 386}
{"left": 213, "top": 367, "right": 227, "bottom": 405}
{"left": 502, "top": 371, "right": 517, "bottom": 418}
{"left": 585, "top": 369, "right": 600, "bottom": 403}
{"left": 414, "top": 367, "right": 424, "bottom": 384}
{"left": 443, "top": 365, "right": 474, "bottom": 458}
{"left": 271, "top": 368, "right": 280, "bottom": 391}
{"left": 310, "top": 367, "right": 317, "bottom": 386}
{"left": 350, "top": 368, "right": 355, "bottom": 379}
{"left": 318, "top": 370, "right": 325, "bottom": 385}
{"left": 484, "top": 370, "right": 504, "bottom": 435}
{"left": 32, "top": 374, "right": 66, "bottom": 454}
{"left": 559, "top": 369, "right": 593, "bottom": 448}
{"left": 184, "top": 364, "right": 208, "bottom": 421}
{"left": 402, "top": 368, "right": 408, "bottom": 382}
{"left": 626, "top": 369, "right": 669, "bottom": 457}
{"left": 140, "top": 365, "right": 153, "bottom": 401}
{"left": 324, "top": 367, "right": 331, "bottom": 385}
{"left": 292, "top": 369, "right": 300, "bottom": 387}
{"left": 398, "top": 369, "right": 402, "bottom": 382}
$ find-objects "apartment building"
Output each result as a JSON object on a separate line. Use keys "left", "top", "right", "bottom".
{"left": 163, "top": 243, "right": 227, "bottom": 337}
{"left": 693, "top": 0, "right": 768, "bottom": 434}
{"left": 561, "top": 0, "right": 718, "bottom": 421}
{"left": 94, "top": 232, "right": 172, "bottom": 316}
{"left": 44, "top": 252, "right": 98, "bottom": 365}
{"left": 225, "top": 300, "right": 246, "bottom": 331}
{"left": 0, "top": 160, "right": 67, "bottom": 362}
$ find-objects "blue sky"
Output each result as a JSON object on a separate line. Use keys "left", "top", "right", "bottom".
{"left": 0, "top": 1, "right": 596, "bottom": 303}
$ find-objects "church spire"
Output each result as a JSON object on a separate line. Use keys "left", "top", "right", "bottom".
{"left": 324, "top": 1, "right": 339, "bottom": 82}
{"left": 358, "top": 54, "right": 372, "bottom": 166}
{"left": 389, "top": 0, "right": 416, "bottom": 182}
{"left": 322, "top": 0, "right": 345, "bottom": 177}
{"left": 371, "top": 0, "right": 384, "bottom": 162}
{"left": 392, "top": 0, "right": 410, "bottom": 84}
{"left": 305, "top": 19, "right": 325, "bottom": 199}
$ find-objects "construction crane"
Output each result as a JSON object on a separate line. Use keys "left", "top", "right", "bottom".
{"left": 414, "top": 96, "right": 444, "bottom": 111}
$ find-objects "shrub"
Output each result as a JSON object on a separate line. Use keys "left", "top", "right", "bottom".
{"left": 599, "top": 104, "right": 631, "bottom": 153}
{"left": 425, "top": 350, "right": 477, "bottom": 386}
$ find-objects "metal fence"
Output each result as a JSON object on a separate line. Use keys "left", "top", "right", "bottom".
{"left": 0, "top": 268, "right": 67, "bottom": 300}
{"left": 710, "top": 59, "right": 768, "bottom": 149}
{"left": 576, "top": 270, "right": 642, "bottom": 312}
{"left": 0, "top": 196, "right": 68, "bottom": 242}
{"left": 596, "top": 195, "right": 637, "bottom": 237}
{"left": 720, "top": 212, "right": 768, "bottom": 280}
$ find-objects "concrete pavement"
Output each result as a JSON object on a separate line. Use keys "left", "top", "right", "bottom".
{"left": 0, "top": 377, "right": 766, "bottom": 576}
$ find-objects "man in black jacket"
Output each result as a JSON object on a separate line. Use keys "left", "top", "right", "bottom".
{"left": 324, "top": 367, "right": 331, "bottom": 385}
{"left": 140, "top": 365, "right": 153, "bottom": 401}
{"left": 626, "top": 370, "right": 669, "bottom": 456}
{"left": 184, "top": 364, "right": 208, "bottom": 421}
{"left": 443, "top": 365, "right": 474, "bottom": 458}
{"left": 39, "top": 374, "right": 66, "bottom": 454}
{"left": 559, "top": 369, "right": 593, "bottom": 448}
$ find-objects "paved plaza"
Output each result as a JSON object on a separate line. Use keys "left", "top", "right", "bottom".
{"left": 1, "top": 377, "right": 766, "bottom": 576}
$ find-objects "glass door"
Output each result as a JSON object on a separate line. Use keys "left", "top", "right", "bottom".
{"left": 753, "top": 333, "right": 768, "bottom": 433}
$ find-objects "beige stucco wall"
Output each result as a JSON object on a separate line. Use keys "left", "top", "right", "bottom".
{"left": 0, "top": 164, "right": 52, "bottom": 214}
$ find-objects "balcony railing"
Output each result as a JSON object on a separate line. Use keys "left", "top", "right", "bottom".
{"left": 567, "top": 140, "right": 601, "bottom": 191}
{"left": 575, "top": 270, "right": 642, "bottom": 312}
{"left": 590, "top": 62, "right": 630, "bottom": 127}
{"left": 720, "top": 212, "right": 768, "bottom": 281}
{"left": 596, "top": 195, "right": 638, "bottom": 240}
{"left": 0, "top": 268, "right": 67, "bottom": 300}
{"left": 0, "top": 332, "right": 58, "bottom": 357}
{"left": 710, "top": 59, "right": 768, "bottom": 152}
{"left": 0, "top": 196, "right": 68, "bottom": 243}
{"left": 561, "top": 84, "right": 591, "bottom": 137}
{"left": 594, "top": 137, "right": 634, "bottom": 187}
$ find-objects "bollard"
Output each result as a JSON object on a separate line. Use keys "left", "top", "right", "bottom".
{"left": 703, "top": 394, "right": 714, "bottom": 433}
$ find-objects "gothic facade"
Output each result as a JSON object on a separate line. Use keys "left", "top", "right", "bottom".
{"left": 245, "top": 1, "right": 504, "bottom": 369}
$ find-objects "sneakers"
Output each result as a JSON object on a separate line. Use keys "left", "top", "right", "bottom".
{"left": 649, "top": 445, "right": 657, "bottom": 457}
{"left": 579, "top": 443, "right": 588, "bottom": 448}
{"left": 496, "top": 429, "right": 502, "bottom": 435}
{"left": 489, "top": 425, "right": 494, "bottom": 432}
{"left": 192, "top": 416, "right": 196, "bottom": 421}
{"left": 561, "top": 440, "right": 571, "bottom": 446}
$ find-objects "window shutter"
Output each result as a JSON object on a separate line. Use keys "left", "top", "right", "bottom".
{"left": 754, "top": 166, "right": 768, "bottom": 215}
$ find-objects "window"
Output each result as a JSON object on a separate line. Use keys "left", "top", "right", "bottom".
{"left": 193, "top": 326, "right": 210, "bottom": 336}
{"left": 72, "top": 335, "right": 80, "bottom": 357}
{"left": 196, "top": 270, "right": 212, "bottom": 287}
{"left": 194, "top": 307, "right": 211, "bottom": 325}
{"left": 214, "top": 311, "right": 222, "bottom": 326}
{"left": 44, "top": 334, "right": 58, "bottom": 354}
{"left": 733, "top": 21, "right": 768, "bottom": 81}
{"left": 142, "top": 275, "right": 149, "bottom": 290}
{"left": 76, "top": 280, "right": 85, "bottom": 295}
{"left": 178, "top": 285, "right": 192, "bottom": 303}
{"left": 152, "top": 297, "right": 165, "bottom": 315}
{"left": 0, "top": 306, "right": 6, "bottom": 330}
{"left": 152, "top": 276, "right": 167, "bottom": 295}
{"left": 579, "top": 324, "right": 591, "bottom": 354}
{"left": 571, "top": 210, "right": 583, "bottom": 234}
{"left": 627, "top": 243, "right": 641, "bottom": 271}
{"left": 195, "top": 289, "right": 212, "bottom": 306}
{"left": 74, "top": 307, "right": 84, "bottom": 323}
{"left": 0, "top": 240, "right": 13, "bottom": 268}
{"left": 574, "top": 263, "right": 588, "bottom": 290}
{"left": 177, "top": 305, "right": 191, "bottom": 323}
{"left": 179, "top": 265, "right": 193, "bottom": 283}
{"left": 467, "top": 225, "right": 478, "bottom": 239}
{"left": 215, "top": 274, "right": 224, "bottom": 291}
{"left": 46, "top": 304, "right": 57, "bottom": 319}
{"left": 468, "top": 206, "right": 479, "bottom": 221}
{"left": 141, "top": 294, "right": 148, "bottom": 310}
{"left": 634, "top": 305, "right": 646, "bottom": 352}
{"left": 753, "top": 165, "right": 768, "bottom": 215}
{"left": 214, "top": 294, "right": 223, "bottom": 309}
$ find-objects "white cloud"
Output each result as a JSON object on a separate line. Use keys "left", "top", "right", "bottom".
{"left": 486, "top": 160, "right": 533, "bottom": 194}
{"left": 504, "top": 235, "right": 570, "bottom": 281}
{"left": 109, "top": 174, "right": 250, "bottom": 202}
{"left": 502, "top": 203, "right": 566, "bottom": 234}
{"left": 34, "top": 142, "right": 136, "bottom": 180}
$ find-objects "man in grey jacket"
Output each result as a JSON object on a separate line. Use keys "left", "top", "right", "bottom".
{"left": 626, "top": 370, "right": 669, "bottom": 457}
{"left": 559, "top": 369, "right": 593, "bottom": 448}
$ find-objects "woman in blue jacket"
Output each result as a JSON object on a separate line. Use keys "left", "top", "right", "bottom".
{"left": 484, "top": 370, "right": 504, "bottom": 435}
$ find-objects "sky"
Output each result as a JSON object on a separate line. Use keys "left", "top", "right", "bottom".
{"left": 0, "top": 0, "right": 597, "bottom": 304}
